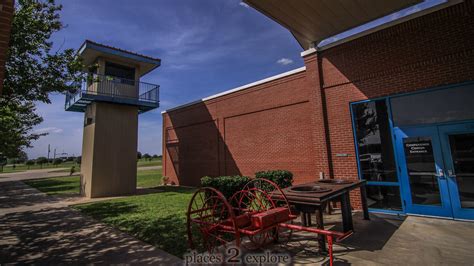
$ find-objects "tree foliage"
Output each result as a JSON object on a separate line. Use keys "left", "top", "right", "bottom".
{"left": 36, "top": 156, "right": 48, "bottom": 167}
{"left": 0, "top": 0, "right": 83, "bottom": 157}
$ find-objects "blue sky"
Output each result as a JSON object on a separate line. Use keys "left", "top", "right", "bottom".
{"left": 26, "top": 0, "right": 443, "bottom": 159}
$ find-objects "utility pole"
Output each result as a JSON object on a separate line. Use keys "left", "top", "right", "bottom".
{"left": 47, "top": 144, "right": 51, "bottom": 160}
{"left": 53, "top": 148, "right": 56, "bottom": 160}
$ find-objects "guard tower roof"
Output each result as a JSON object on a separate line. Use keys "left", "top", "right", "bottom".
{"left": 78, "top": 40, "right": 161, "bottom": 77}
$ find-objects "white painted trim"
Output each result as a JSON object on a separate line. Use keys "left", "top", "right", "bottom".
{"left": 161, "top": 66, "right": 306, "bottom": 114}
{"left": 317, "top": 0, "right": 463, "bottom": 52}
{"left": 300, "top": 47, "right": 317, "bottom": 57}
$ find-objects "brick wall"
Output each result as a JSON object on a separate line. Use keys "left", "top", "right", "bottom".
{"left": 320, "top": 0, "right": 474, "bottom": 208}
{"left": 0, "top": 0, "right": 14, "bottom": 95}
{"left": 162, "top": 1, "right": 474, "bottom": 209}
{"left": 163, "top": 70, "right": 325, "bottom": 186}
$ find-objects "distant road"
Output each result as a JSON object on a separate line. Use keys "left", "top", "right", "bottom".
{"left": 136, "top": 165, "right": 162, "bottom": 171}
{"left": 0, "top": 165, "right": 162, "bottom": 182}
{"left": 0, "top": 168, "right": 70, "bottom": 182}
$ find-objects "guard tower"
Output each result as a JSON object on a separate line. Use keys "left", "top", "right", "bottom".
{"left": 65, "top": 40, "right": 160, "bottom": 198}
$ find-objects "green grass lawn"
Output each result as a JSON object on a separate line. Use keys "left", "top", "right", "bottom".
{"left": 137, "top": 158, "right": 162, "bottom": 167}
{"left": 136, "top": 169, "right": 162, "bottom": 188}
{"left": 73, "top": 186, "right": 196, "bottom": 258}
{"left": 24, "top": 175, "right": 81, "bottom": 196}
{"left": 25, "top": 169, "right": 163, "bottom": 196}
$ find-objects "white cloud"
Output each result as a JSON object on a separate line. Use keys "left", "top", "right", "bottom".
{"left": 276, "top": 58, "right": 294, "bottom": 65}
{"left": 239, "top": 2, "right": 250, "bottom": 8}
{"left": 34, "top": 127, "right": 64, "bottom": 134}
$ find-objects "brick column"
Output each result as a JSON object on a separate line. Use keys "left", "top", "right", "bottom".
{"left": 302, "top": 48, "right": 333, "bottom": 179}
{"left": 0, "top": 0, "right": 14, "bottom": 95}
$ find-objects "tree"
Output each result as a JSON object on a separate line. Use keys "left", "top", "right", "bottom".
{"left": 75, "top": 156, "right": 81, "bottom": 164}
{"left": 36, "top": 156, "right": 48, "bottom": 168}
{"left": 25, "top": 160, "right": 35, "bottom": 169}
{"left": 152, "top": 154, "right": 158, "bottom": 159}
{"left": 53, "top": 158, "right": 62, "bottom": 165}
{"left": 0, "top": 153, "right": 7, "bottom": 172}
{"left": 143, "top": 153, "right": 151, "bottom": 161}
{"left": 18, "top": 150, "right": 28, "bottom": 163}
{"left": 0, "top": 0, "right": 83, "bottom": 158}
{"left": 137, "top": 152, "right": 142, "bottom": 160}
{"left": 9, "top": 150, "right": 28, "bottom": 164}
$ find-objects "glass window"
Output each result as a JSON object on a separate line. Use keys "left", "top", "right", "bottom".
{"left": 449, "top": 133, "right": 474, "bottom": 208}
{"left": 105, "top": 62, "right": 135, "bottom": 85}
{"left": 403, "top": 137, "right": 441, "bottom": 206}
{"left": 391, "top": 83, "right": 474, "bottom": 126}
{"left": 352, "top": 100, "right": 398, "bottom": 182}
{"left": 366, "top": 185, "right": 402, "bottom": 211}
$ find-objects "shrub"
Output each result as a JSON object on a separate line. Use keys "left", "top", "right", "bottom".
{"left": 255, "top": 170, "right": 293, "bottom": 189}
{"left": 201, "top": 175, "right": 250, "bottom": 199}
{"left": 36, "top": 157, "right": 48, "bottom": 168}
{"left": 53, "top": 158, "right": 63, "bottom": 165}
{"left": 25, "top": 160, "right": 35, "bottom": 169}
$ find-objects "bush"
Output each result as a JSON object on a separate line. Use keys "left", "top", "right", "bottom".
{"left": 25, "top": 160, "right": 35, "bottom": 169}
{"left": 201, "top": 175, "right": 250, "bottom": 199}
{"left": 36, "top": 157, "right": 48, "bottom": 168}
{"left": 53, "top": 158, "right": 63, "bottom": 165}
{"left": 255, "top": 170, "right": 293, "bottom": 189}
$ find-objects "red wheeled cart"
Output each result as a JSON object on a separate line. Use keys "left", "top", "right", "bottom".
{"left": 187, "top": 178, "right": 352, "bottom": 265}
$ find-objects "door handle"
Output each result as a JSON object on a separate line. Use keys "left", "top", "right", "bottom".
{"left": 448, "top": 170, "right": 457, "bottom": 178}
{"left": 435, "top": 169, "right": 445, "bottom": 179}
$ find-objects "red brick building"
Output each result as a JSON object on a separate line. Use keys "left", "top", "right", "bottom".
{"left": 163, "top": 1, "right": 474, "bottom": 219}
{"left": 0, "top": 0, "right": 14, "bottom": 95}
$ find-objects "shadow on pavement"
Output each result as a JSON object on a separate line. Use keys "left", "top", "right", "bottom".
{"left": 0, "top": 207, "right": 181, "bottom": 264}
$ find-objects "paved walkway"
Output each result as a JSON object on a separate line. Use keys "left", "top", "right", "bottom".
{"left": 0, "top": 181, "right": 181, "bottom": 264}
{"left": 0, "top": 165, "right": 162, "bottom": 182}
{"left": 273, "top": 211, "right": 474, "bottom": 265}
{"left": 0, "top": 168, "right": 70, "bottom": 181}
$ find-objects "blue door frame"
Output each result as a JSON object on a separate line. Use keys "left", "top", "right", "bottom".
{"left": 394, "top": 122, "right": 474, "bottom": 220}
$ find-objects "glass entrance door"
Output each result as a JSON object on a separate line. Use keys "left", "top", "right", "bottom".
{"left": 394, "top": 126, "right": 453, "bottom": 217}
{"left": 439, "top": 123, "right": 474, "bottom": 220}
{"left": 395, "top": 123, "right": 474, "bottom": 219}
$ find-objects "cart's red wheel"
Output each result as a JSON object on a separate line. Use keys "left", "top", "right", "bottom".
{"left": 187, "top": 187, "right": 240, "bottom": 254}
{"left": 230, "top": 188, "right": 275, "bottom": 250}
{"left": 242, "top": 178, "right": 294, "bottom": 246}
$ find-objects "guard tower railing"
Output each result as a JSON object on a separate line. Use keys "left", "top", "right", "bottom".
{"left": 65, "top": 73, "right": 160, "bottom": 113}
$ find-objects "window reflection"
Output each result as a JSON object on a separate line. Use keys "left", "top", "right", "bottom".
{"left": 352, "top": 100, "right": 397, "bottom": 182}
{"left": 449, "top": 133, "right": 474, "bottom": 208}
{"left": 391, "top": 84, "right": 474, "bottom": 126}
{"left": 403, "top": 137, "right": 441, "bottom": 206}
{"left": 366, "top": 185, "right": 402, "bottom": 210}
{"left": 105, "top": 62, "right": 135, "bottom": 85}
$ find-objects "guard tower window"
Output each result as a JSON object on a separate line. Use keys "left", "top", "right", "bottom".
{"left": 105, "top": 62, "right": 135, "bottom": 85}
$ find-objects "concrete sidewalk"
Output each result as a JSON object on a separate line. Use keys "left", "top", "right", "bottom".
{"left": 0, "top": 181, "right": 181, "bottom": 264}
{"left": 0, "top": 165, "right": 162, "bottom": 182}
{"left": 272, "top": 211, "right": 474, "bottom": 265}
{"left": 0, "top": 168, "right": 70, "bottom": 181}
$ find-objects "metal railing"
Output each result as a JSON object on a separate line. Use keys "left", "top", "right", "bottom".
{"left": 65, "top": 73, "right": 159, "bottom": 109}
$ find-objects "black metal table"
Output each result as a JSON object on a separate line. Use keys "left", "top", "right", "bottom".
{"left": 281, "top": 179, "right": 370, "bottom": 252}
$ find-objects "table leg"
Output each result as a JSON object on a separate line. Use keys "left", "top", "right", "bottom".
{"left": 315, "top": 207, "right": 327, "bottom": 253}
{"left": 301, "top": 212, "right": 307, "bottom": 226}
{"left": 341, "top": 193, "right": 354, "bottom": 232}
{"left": 360, "top": 184, "right": 370, "bottom": 220}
